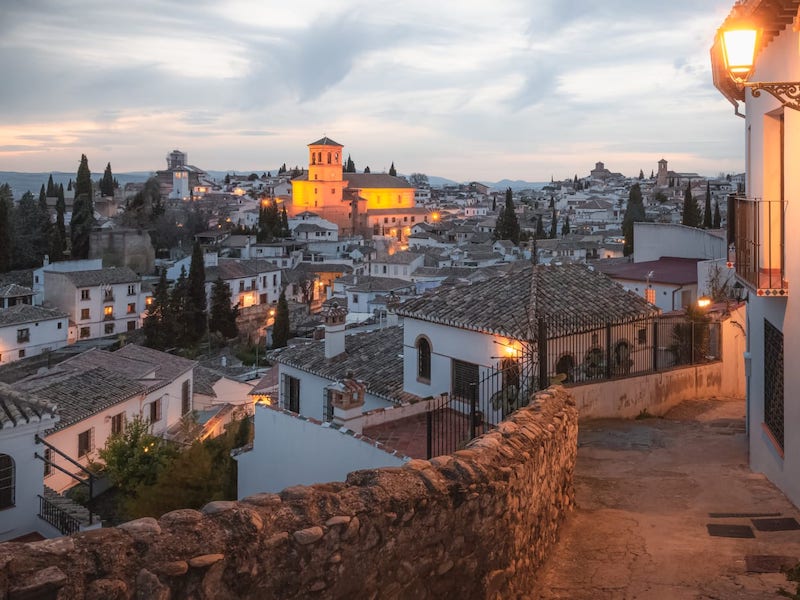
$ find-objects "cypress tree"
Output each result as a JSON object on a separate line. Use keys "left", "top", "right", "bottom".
{"left": 272, "top": 290, "right": 290, "bottom": 349}
{"left": 622, "top": 183, "right": 646, "bottom": 256}
{"left": 702, "top": 182, "right": 713, "bottom": 229}
{"left": 681, "top": 183, "right": 701, "bottom": 228}
{"left": 70, "top": 154, "right": 95, "bottom": 259}
{"left": 535, "top": 216, "right": 546, "bottom": 240}
{"left": 52, "top": 184, "right": 67, "bottom": 261}
{"left": 562, "top": 215, "right": 571, "bottom": 236}
{"left": 46, "top": 174, "right": 55, "bottom": 197}
{"left": 713, "top": 200, "right": 722, "bottom": 229}
{"left": 549, "top": 208, "right": 557, "bottom": 239}
{"left": 364, "top": 166, "right": 371, "bottom": 174}
{"left": 143, "top": 269, "right": 173, "bottom": 350}
{"left": 389, "top": 162, "right": 397, "bottom": 177}
{"left": 186, "top": 241, "right": 207, "bottom": 344}
{"left": 280, "top": 205, "right": 290, "bottom": 238}
{"left": 208, "top": 278, "right": 238, "bottom": 339}
{"left": 170, "top": 267, "right": 189, "bottom": 347}
{"left": 0, "top": 185, "right": 14, "bottom": 272}
{"left": 100, "top": 162, "right": 115, "bottom": 197}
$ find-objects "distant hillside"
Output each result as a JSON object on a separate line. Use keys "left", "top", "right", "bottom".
{"left": 0, "top": 171, "right": 152, "bottom": 200}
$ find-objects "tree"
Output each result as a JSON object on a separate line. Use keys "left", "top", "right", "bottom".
{"left": 561, "top": 215, "right": 571, "bottom": 236}
{"left": 209, "top": 278, "right": 238, "bottom": 339}
{"left": 224, "top": 173, "right": 231, "bottom": 185}
{"left": 622, "top": 183, "right": 646, "bottom": 256}
{"left": 98, "top": 414, "right": 176, "bottom": 496}
{"left": 272, "top": 289, "right": 290, "bottom": 349}
{"left": 70, "top": 154, "right": 95, "bottom": 259}
{"left": 258, "top": 199, "right": 280, "bottom": 242}
{"left": 713, "top": 200, "right": 722, "bottom": 229}
{"left": 408, "top": 173, "right": 428, "bottom": 187}
{"left": 185, "top": 241, "right": 207, "bottom": 345}
{"left": 170, "top": 267, "right": 190, "bottom": 346}
{"left": 549, "top": 208, "right": 558, "bottom": 239}
{"left": 344, "top": 155, "right": 356, "bottom": 173}
{"left": 13, "top": 190, "right": 50, "bottom": 268}
{"left": 534, "top": 216, "right": 546, "bottom": 240}
{"left": 389, "top": 162, "right": 397, "bottom": 177}
{"left": 50, "top": 184, "right": 67, "bottom": 261}
{"left": 702, "top": 181, "right": 713, "bottom": 229}
{"left": 279, "top": 205, "right": 290, "bottom": 238}
{"left": 100, "top": 162, "right": 115, "bottom": 197}
{"left": 122, "top": 177, "right": 163, "bottom": 228}
{"left": 46, "top": 174, "right": 55, "bottom": 197}
{"left": 681, "top": 183, "right": 702, "bottom": 228}
{"left": 638, "top": 169, "right": 644, "bottom": 180}
{"left": 0, "top": 185, "right": 13, "bottom": 272}
{"left": 143, "top": 269, "right": 174, "bottom": 350}
{"left": 493, "top": 188, "right": 521, "bottom": 244}
{"left": 364, "top": 166, "right": 371, "bottom": 174}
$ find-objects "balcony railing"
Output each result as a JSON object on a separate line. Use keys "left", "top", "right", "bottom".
{"left": 728, "top": 195, "right": 788, "bottom": 297}
{"left": 103, "top": 293, "right": 115, "bottom": 303}
{"left": 38, "top": 494, "right": 81, "bottom": 536}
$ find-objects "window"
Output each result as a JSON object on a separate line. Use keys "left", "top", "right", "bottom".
{"left": 331, "top": 188, "right": 335, "bottom": 195}
{"left": 127, "top": 284, "right": 136, "bottom": 295}
{"left": 80, "top": 327, "right": 90, "bottom": 339}
{"left": 80, "top": 289, "right": 90, "bottom": 301}
{"left": 239, "top": 281, "right": 245, "bottom": 292}
{"left": 764, "top": 319, "right": 784, "bottom": 451}
{"left": 57, "top": 321, "right": 62, "bottom": 329}
{"left": 384, "top": 218, "right": 389, "bottom": 224}
{"left": 452, "top": 359, "right": 479, "bottom": 403}
{"left": 16, "top": 328, "right": 29, "bottom": 343}
{"left": 43, "top": 448, "right": 52, "bottom": 477}
{"left": 282, "top": 374, "right": 300, "bottom": 413}
{"left": 273, "top": 274, "right": 277, "bottom": 286}
{"left": 352, "top": 294, "right": 359, "bottom": 303}
{"left": 127, "top": 303, "right": 136, "bottom": 314}
{"left": 103, "top": 306, "right": 113, "bottom": 319}
{"left": 18, "top": 349, "right": 25, "bottom": 359}
{"left": 182, "top": 380, "right": 191, "bottom": 414}
{"left": 145, "top": 296, "right": 153, "bottom": 307}
{"left": 104, "top": 323, "right": 114, "bottom": 335}
{"left": 417, "top": 337, "right": 431, "bottom": 381}
{"left": 127, "top": 321, "right": 136, "bottom": 332}
{"left": 81, "top": 308, "right": 90, "bottom": 320}
{"left": 0, "top": 454, "right": 14, "bottom": 508}
{"left": 78, "top": 429, "right": 94, "bottom": 458}
{"left": 148, "top": 398, "right": 162, "bottom": 423}
{"left": 111, "top": 412, "right": 125, "bottom": 435}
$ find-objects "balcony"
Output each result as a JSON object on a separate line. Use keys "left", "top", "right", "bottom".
{"left": 103, "top": 293, "right": 115, "bottom": 303}
{"left": 728, "top": 195, "right": 788, "bottom": 297}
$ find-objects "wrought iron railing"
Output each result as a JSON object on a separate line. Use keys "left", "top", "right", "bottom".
{"left": 728, "top": 194, "right": 788, "bottom": 295}
{"left": 38, "top": 495, "right": 81, "bottom": 536}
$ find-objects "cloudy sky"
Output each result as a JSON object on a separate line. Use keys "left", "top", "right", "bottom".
{"left": 0, "top": 0, "right": 741, "bottom": 182}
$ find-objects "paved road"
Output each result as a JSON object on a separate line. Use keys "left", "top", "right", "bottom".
{"left": 533, "top": 398, "right": 800, "bottom": 600}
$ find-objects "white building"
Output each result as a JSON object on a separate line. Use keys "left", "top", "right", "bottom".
{"left": 33, "top": 258, "right": 103, "bottom": 306}
{"left": 0, "top": 385, "right": 62, "bottom": 542}
{"left": 712, "top": 0, "right": 800, "bottom": 506}
{"left": 0, "top": 305, "right": 69, "bottom": 364}
{"left": 43, "top": 266, "right": 146, "bottom": 340}
{"left": 204, "top": 258, "right": 282, "bottom": 309}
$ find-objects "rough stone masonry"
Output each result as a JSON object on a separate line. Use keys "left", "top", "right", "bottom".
{"left": 0, "top": 387, "right": 577, "bottom": 600}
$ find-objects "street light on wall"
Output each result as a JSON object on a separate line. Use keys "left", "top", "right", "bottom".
{"left": 718, "top": 24, "right": 800, "bottom": 111}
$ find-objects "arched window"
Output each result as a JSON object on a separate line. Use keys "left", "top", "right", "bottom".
{"left": 0, "top": 454, "right": 14, "bottom": 509}
{"left": 417, "top": 337, "right": 431, "bottom": 381}
{"left": 327, "top": 152, "right": 331, "bottom": 164}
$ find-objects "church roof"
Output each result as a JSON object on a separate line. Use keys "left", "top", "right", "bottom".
{"left": 309, "top": 136, "right": 343, "bottom": 147}
{"left": 344, "top": 173, "right": 413, "bottom": 189}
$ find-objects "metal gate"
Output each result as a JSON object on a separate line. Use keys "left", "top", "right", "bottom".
{"left": 426, "top": 352, "right": 536, "bottom": 459}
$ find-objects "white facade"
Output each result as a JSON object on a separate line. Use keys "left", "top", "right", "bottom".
{"left": 0, "top": 408, "right": 62, "bottom": 541}
{"left": 236, "top": 402, "right": 406, "bottom": 498}
{"left": 32, "top": 258, "right": 102, "bottom": 306}
{"left": 0, "top": 308, "right": 68, "bottom": 364}
{"left": 633, "top": 222, "right": 726, "bottom": 263}
{"left": 713, "top": 6, "right": 800, "bottom": 507}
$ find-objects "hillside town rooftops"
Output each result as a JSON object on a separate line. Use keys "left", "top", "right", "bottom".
{"left": 0, "top": 305, "right": 67, "bottom": 327}
{"left": 59, "top": 267, "right": 140, "bottom": 287}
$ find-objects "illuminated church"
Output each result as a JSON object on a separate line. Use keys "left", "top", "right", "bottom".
{"left": 289, "top": 137, "right": 430, "bottom": 239}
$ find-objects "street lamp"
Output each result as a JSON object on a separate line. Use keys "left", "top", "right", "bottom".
{"left": 718, "top": 23, "right": 800, "bottom": 111}
{"left": 697, "top": 296, "right": 712, "bottom": 309}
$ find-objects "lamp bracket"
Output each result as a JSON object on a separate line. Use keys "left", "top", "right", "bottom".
{"left": 743, "top": 80, "right": 800, "bottom": 111}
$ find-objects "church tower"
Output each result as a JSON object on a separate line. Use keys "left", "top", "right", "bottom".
{"left": 656, "top": 158, "right": 668, "bottom": 187}
{"left": 290, "top": 136, "right": 349, "bottom": 226}
{"left": 308, "top": 137, "right": 344, "bottom": 183}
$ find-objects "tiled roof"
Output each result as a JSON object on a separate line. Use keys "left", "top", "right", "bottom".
{"left": 206, "top": 259, "right": 280, "bottom": 282}
{"left": 114, "top": 344, "right": 196, "bottom": 390}
{"left": 270, "top": 326, "right": 417, "bottom": 405}
{"left": 397, "top": 263, "right": 659, "bottom": 340}
{"left": 309, "top": 136, "right": 343, "bottom": 147}
{"left": 0, "top": 305, "right": 68, "bottom": 327}
{"left": 379, "top": 252, "right": 422, "bottom": 265}
{"left": 194, "top": 366, "right": 223, "bottom": 397}
{"left": 344, "top": 174, "right": 413, "bottom": 189}
{"left": 58, "top": 347, "right": 156, "bottom": 380}
{"left": 18, "top": 367, "right": 145, "bottom": 430}
{"left": 61, "top": 267, "right": 140, "bottom": 287}
{"left": 0, "top": 284, "right": 33, "bottom": 298}
{"left": 594, "top": 257, "right": 700, "bottom": 286}
{"left": 0, "top": 383, "right": 57, "bottom": 429}
{"left": 346, "top": 276, "right": 414, "bottom": 293}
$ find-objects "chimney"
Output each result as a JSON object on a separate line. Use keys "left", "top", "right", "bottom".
{"left": 323, "top": 301, "right": 347, "bottom": 359}
{"left": 386, "top": 291, "right": 400, "bottom": 326}
{"left": 329, "top": 375, "right": 366, "bottom": 433}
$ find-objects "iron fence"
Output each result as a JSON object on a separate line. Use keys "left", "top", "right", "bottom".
{"left": 38, "top": 494, "right": 82, "bottom": 536}
{"left": 426, "top": 312, "right": 722, "bottom": 458}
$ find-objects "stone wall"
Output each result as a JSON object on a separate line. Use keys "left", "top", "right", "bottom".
{"left": 0, "top": 387, "right": 577, "bottom": 600}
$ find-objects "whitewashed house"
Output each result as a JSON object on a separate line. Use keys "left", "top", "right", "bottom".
{"left": 0, "top": 385, "right": 62, "bottom": 542}
{"left": 712, "top": 0, "right": 800, "bottom": 506}
{"left": 17, "top": 345, "right": 196, "bottom": 493}
{"left": 32, "top": 258, "right": 103, "bottom": 306}
{"left": 43, "top": 266, "right": 146, "bottom": 340}
{"left": 0, "top": 305, "right": 69, "bottom": 364}
{"left": 204, "top": 258, "right": 282, "bottom": 309}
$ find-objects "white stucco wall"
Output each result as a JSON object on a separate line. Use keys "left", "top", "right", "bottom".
{"left": 633, "top": 222, "right": 726, "bottom": 263}
{"left": 236, "top": 404, "right": 407, "bottom": 498}
{"left": 0, "top": 316, "right": 68, "bottom": 364}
